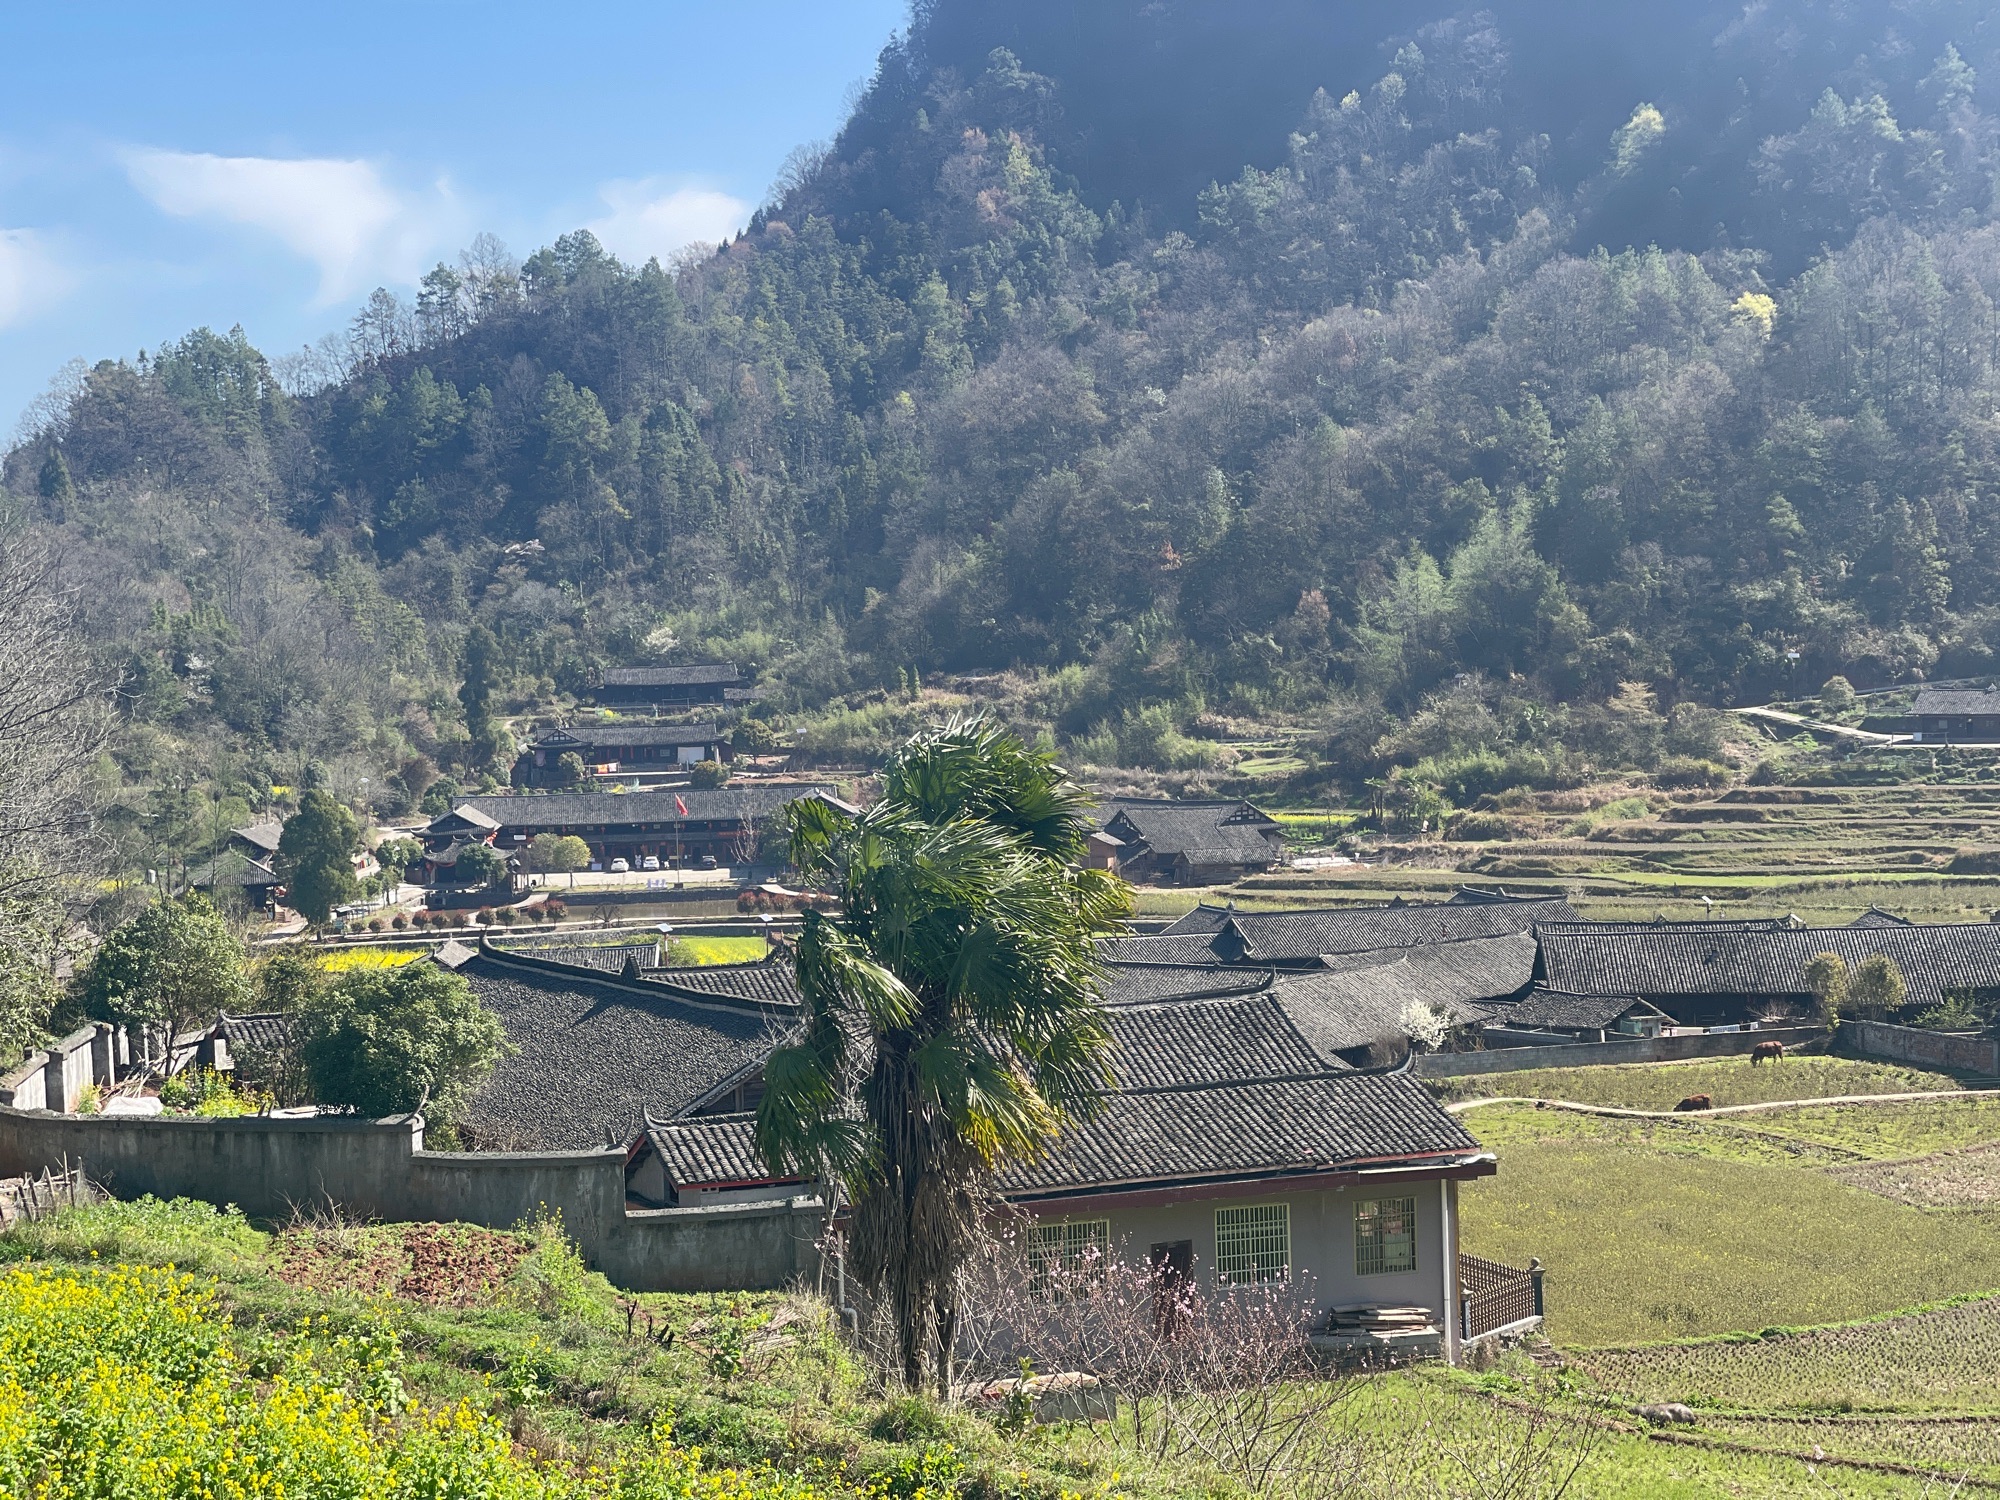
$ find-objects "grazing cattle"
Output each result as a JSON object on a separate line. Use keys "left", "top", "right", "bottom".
{"left": 1673, "top": 1094, "right": 1713, "bottom": 1112}
{"left": 1751, "top": 1040, "right": 1786, "bottom": 1066}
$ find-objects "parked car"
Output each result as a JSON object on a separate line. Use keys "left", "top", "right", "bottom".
{"left": 641, "top": 856, "right": 661, "bottom": 871}
{"left": 698, "top": 854, "right": 718, "bottom": 870}
{"left": 609, "top": 858, "right": 630, "bottom": 873}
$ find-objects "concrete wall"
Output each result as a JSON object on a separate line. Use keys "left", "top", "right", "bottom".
{"left": 0, "top": 1104, "right": 822, "bottom": 1293}
{"left": 1848, "top": 1019, "right": 2000, "bottom": 1075}
{"left": 1412, "top": 1027, "right": 1824, "bottom": 1078}
{"left": 0, "top": 1024, "right": 117, "bottom": 1111}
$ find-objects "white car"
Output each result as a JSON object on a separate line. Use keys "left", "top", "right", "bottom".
{"left": 609, "top": 858, "right": 630, "bottom": 873}
{"left": 641, "top": 856, "right": 661, "bottom": 871}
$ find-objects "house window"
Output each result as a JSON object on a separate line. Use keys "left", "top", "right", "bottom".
{"left": 1354, "top": 1196, "right": 1418, "bottom": 1277}
{"left": 1215, "top": 1203, "right": 1290, "bottom": 1285}
{"left": 1029, "top": 1218, "right": 1109, "bottom": 1293}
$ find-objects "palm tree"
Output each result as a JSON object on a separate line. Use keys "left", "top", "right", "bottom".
{"left": 755, "top": 716, "right": 1128, "bottom": 1392}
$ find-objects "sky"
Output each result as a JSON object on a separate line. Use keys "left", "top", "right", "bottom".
{"left": 0, "top": 1, "right": 908, "bottom": 431}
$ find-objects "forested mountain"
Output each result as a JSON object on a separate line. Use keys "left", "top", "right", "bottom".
{"left": 16, "top": 0, "right": 2000, "bottom": 861}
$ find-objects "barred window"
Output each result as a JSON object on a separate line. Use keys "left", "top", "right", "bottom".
{"left": 1214, "top": 1203, "right": 1290, "bottom": 1285}
{"left": 1354, "top": 1196, "right": 1418, "bottom": 1276}
{"left": 1029, "top": 1218, "right": 1109, "bottom": 1293}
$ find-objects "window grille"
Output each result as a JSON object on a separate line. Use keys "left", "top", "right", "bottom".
{"left": 1214, "top": 1203, "right": 1290, "bottom": 1285}
{"left": 1029, "top": 1218, "right": 1109, "bottom": 1294}
{"left": 1354, "top": 1196, "right": 1418, "bottom": 1276}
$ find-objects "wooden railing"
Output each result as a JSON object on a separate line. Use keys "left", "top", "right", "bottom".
{"left": 1459, "top": 1252, "right": 1542, "bottom": 1342}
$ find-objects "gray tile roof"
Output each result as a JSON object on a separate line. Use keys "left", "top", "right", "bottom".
{"left": 1318, "top": 934, "right": 1539, "bottom": 1008}
{"left": 1915, "top": 685, "right": 2000, "bottom": 715}
{"left": 1097, "top": 963, "right": 1272, "bottom": 1006}
{"left": 1097, "top": 932, "right": 1241, "bottom": 965}
{"left": 216, "top": 1012, "right": 293, "bottom": 1052}
{"left": 1487, "top": 987, "right": 1659, "bottom": 1031}
{"left": 188, "top": 850, "right": 278, "bottom": 890}
{"left": 642, "top": 1111, "right": 803, "bottom": 1190}
{"left": 1849, "top": 907, "right": 1915, "bottom": 928}
{"left": 456, "top": 954, "right": 783, "bottom": 1151}
{"left": 1103, "top": 993, "right": 1332, "bottom": 1089}
{"left": 603, "top": 664, "right": 741, "bottom": 689}
{"left": 489, "top": 938, "right": 664, "bottom": 974}
{"left": 997, "top": 1073, "right": 1481, "bottom": 1198}
{"left": 1537, "top": 922, "right": 2000, "bottom": 1005}
{"left": 1099, "top": 799, "right": 1282, "bottom": 868}
{"left": 649, "top": 961, "right": 803, "bottom": 1009}
{"left": 1108, "top": 899, "right": 1576, "bottom": 965}
{"left": 231, "top": 821, "right": 284, "bottom": 854}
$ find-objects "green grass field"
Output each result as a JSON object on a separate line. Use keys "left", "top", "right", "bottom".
{"left": 7, "top": 1194, "right": 1973, "bottom": 1498}
{"left": 1460, "top": 1104, "right": 2000, "bottom": 1344}
{"left": 1432, "top": 1055, "right": 1959, "bottom": 1111}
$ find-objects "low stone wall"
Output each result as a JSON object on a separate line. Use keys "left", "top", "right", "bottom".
{"left": 0, "top": 1024, "right": 120, "bottom": 1112}
{"left": 0, "top": 1105, "right": 821, "bottom": 1293}
{"left": 1412, "top": 1027, "right": 1824, "bottom": 1078}
{"left": 1847, "top": 1019, "right": 2000, "bottom": 1075}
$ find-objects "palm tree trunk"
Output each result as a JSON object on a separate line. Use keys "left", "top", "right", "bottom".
{"left": 933, "top": 1292, "right": 957, "bottom": 1401}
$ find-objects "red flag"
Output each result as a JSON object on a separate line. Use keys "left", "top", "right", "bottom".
{"left": 674, "top": 794, "right": 689, "bottom": 816}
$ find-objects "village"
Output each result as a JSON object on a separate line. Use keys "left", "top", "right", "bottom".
{"left": 10, "top": 661, "right": 2000, "bottom": 1407}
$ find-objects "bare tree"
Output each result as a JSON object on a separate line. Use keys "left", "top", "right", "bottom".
{"left": 0, "top": 529, "right": 110, "bottom": 1056}
{"left": 948, "top": 1224, "right": 1363, "bottom": 1500}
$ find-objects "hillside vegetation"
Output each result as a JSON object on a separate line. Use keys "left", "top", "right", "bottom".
{"left": 19, "top": 1, "right": 2000, "bottom": 890}
{"left": 7, "top": 1191, "right": 1992, "bottom": 1497}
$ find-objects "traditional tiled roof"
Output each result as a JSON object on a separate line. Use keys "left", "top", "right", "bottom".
{"left": 1099, "top": 799, "right": 1281, "bottom": 869}
{"left": 531, "top": 722, "right": 724, "bottom": 750}
{"left": 1849, "top": 907, "right": 1915, "bottom": 928}
{"left": 1096, "top": 962, "right": 1272, "bottom": 1006}
{"left": 997, "top": 1073, "right": 1481, "bottom": 1198}
{"left": 231, "top": 821, "right": 284, "bottom": 855}
{"left": 489, "top": 938, "right": 663, "bottom": 974}
{"left": 1109, "top": 899, "right": 1576, "bottom": 965}
{"left": 650, "top": 961, "right": 804, "bottom": 1009}
{"left": 188, "top": 850, "right": 278, "bottom": 890}
{"left": 641, "top": 1111, "right": 804, "bottom": 1191}
{"left": 447, "top": 785, "right": 836, "bottom": 832}
{"left": 216, "top": 1012, "right": 292, "bottom": 1052}
{"left": 456, "top": 954, "right": 783, "bottom": 1151}
{"left": 1318, "top": 934, "right": 1538, "bottom": 1008}
{"left": 1537, "top": 922, "right": 2000, "bottom": 1005}
{"left": 1915, "top": 685, "right": 2000, "bottom": 716}
{"left": 1096, "top": 932, "right": 1239, "bottom": 966}
{"left": 1535, "top": 917, "right": 1786, "bottom": 936}
{"left": 1487, "top": 987, "right": 1661, "bottom": 1031}
{"left": 1268, "top": 961, "right": 1477, "bottom": 1057}
{"left": 602, "top": 664, "right": 741, "bottom": 689}
{"left": 1103, "top": 993, "right": 1332, "bottom": 1089}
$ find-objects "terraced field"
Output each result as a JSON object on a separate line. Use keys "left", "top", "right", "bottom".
{"left": 1451, "top": 1061, "right": 2000, "bottom": 1490}
{"left": 1168, "top": 767, "right": 2000, "bottom": 923}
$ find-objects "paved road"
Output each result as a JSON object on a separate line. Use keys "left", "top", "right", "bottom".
{"left": 1732, "top": 705, "right": 1908, "bottom": 745}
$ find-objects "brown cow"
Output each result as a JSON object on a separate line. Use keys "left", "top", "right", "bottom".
{"left": 1673, "top": 1094, "right": 1713, "bottom": 1112}
{"left": 1751, "top": 1040, "right": 1786, "bottom": 1066}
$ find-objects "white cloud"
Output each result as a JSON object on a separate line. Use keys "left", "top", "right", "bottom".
{"left": 0, "top": 228, "right": 75, "bottom": 328}
{"left": 587, "top": 179, "right": 748, "bottom": 265}
{"left": 121, "top": 148, "right": 460, "bottom": 302}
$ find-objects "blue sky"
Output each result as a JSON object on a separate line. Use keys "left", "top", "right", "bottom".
{"left": 0, "top": 1, "right": 907, "bottom": 428}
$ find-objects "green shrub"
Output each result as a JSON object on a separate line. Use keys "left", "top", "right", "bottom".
{"left": 869, "top": 1394, "right": 952, "bottom": 1443}
{"left": 1447, "top": 810, "right": 1512, "bottom": 841}
{"left": 1654, "top": 756, "right": 1730, "bottom": 789}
